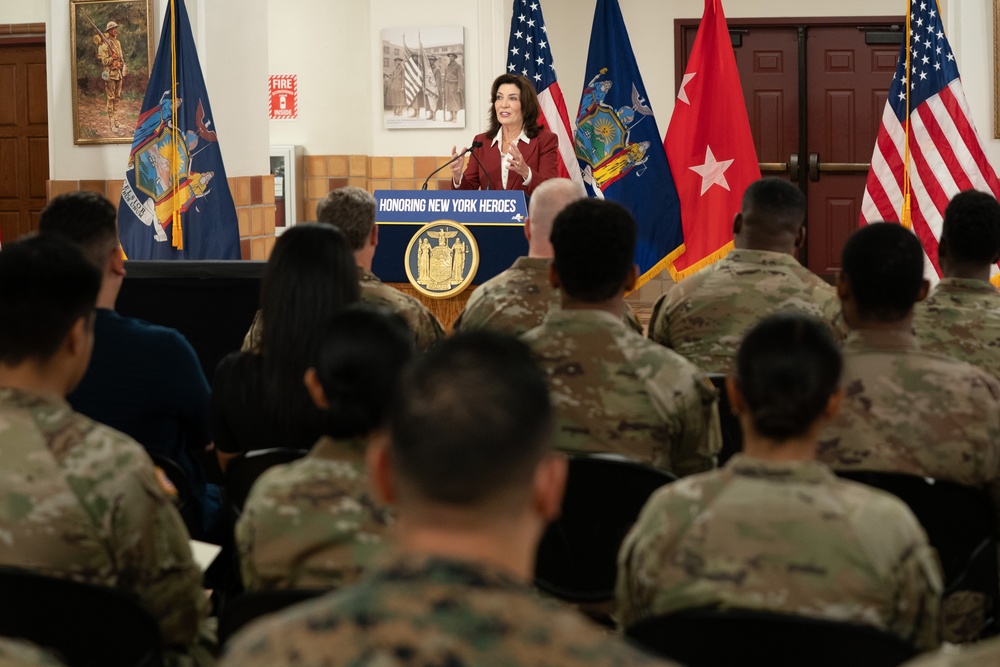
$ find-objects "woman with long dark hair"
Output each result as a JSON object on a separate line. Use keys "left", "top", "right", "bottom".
{"left": 449, "top": 74, "right": 559, "bottom": 195}
{"left": 212, "top": 223, "right": 360, "bottom": 469}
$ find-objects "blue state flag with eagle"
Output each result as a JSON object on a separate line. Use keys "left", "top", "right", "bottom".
{"left": 575, "top": 0, "right": 683, "bottom": 287}
{"left": 118, "top": 0, "right": 240, "bottom": 260}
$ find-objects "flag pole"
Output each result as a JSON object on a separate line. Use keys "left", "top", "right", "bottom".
{"left": 901, "top": 0, "right": 913, "bottom": 230}
{"left": 170, "top": 0, "right": 183, "bottom": 249}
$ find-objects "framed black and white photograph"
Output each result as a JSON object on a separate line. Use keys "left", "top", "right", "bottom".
{"left": 381, "top": 26, "right": 464, "bottom": 129}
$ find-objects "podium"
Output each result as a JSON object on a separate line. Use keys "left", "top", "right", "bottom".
{"left": 372, "top": 190, "right": 528, "bottom": 285}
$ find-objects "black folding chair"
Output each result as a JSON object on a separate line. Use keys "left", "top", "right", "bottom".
{"left": 706, "top": 373, "right": 742, "bottom": 465}
{"left": 218, "top": 589, "right": 327, "bottom": 647}
{"left": 534, "top": 453, "right": 675, "bottom": 604}
{"left": 626, "top": 608, "right": 918, "bottom": 667}
{"left": 0, "top": 566, "right": 163, "bottom": 667}
{"left": 224, "top": 447, "right": 309, "bottom": 512}
{"left": 837, "top": 470, "right": 1000, "bottom": 636}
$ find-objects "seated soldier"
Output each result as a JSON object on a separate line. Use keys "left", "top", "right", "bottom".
{"left": 243, "top": 187, "right": 444, "bottom": 351}
{"left": 617, "top": 313, "right": 943, "bottom": 651}
{"left": 38, "top": 191, "right": 221, "bottom": 541}
{"left": 521, "top": 199, "right": 721, "bottom": 477}
{"left": 236, "top": 306, "right": 413, "bottom": 591}
{"left": 454, "top": 177, "right": 643, "bottom": 335}
{"left": 649, "top": 178, "right": 843, "bottom": 373}
{"left": 0, "top": 235, "right": 211, "bottom": 663}
{"left": 220, "top": 332, "right": 675, "bottom": 666}
{"left": 817, "top": 222, "right": 1000, "bottom": 642}
{"left": 912, "top": 190, "right": 1000, "bottom": 379}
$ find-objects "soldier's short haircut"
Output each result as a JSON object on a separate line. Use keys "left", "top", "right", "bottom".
{"left": 736, "top": 313, "right": 842, "bottom": 440}
{"left": 841, "top": 223, "right": 925, "bottom": 322}
{"left": 551, "top": 199, "right": 636, "bottom": 302}
{"left": 0, "top": 234, "right": 101, "bottom": 365}
{"left": 941, "top": 190, "right": 1000, "bottom": 265}
{"left": 389, "top": 331, "right": 553, "bottom": 505}
{"left": 38, "top": 191, "right": 119, "bottom": 269}
{"left": 315, "top": 305, "right": 414, "bottom": 439}
{"left": 741, "top": 178, "right": 807, "bottom": 236}
{"left": 316, "top": 187, "right": 376, "bottom": 251}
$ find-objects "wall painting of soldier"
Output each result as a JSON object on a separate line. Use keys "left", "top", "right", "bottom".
{"left": 70, "top": 0, "right": 154, "bottom": 145}
{"left": 381, "top": 26, "right": 465, "bottom": 129}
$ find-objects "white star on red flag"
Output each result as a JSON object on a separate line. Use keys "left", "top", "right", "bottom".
{"left": 689, "top": 146, "right": 734, "bottom": 195}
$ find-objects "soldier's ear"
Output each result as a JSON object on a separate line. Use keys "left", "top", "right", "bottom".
{"left": 303, "top": 368, "right": 329, "bottom": 410}
{"left": 369, "top": 224, "right": 379, "bottom": 248}
{"left": 523, "top": 218, "right": 532, "bottom": 242}
{"left": 724, "top": 375, "right": 744, "bottom": 416}
{"left": 366, "top": 439, "right": 397, "bottom": 505}
{"left": 548, "top": 262, "right": 561, "bottom": 289}
{"left": 732, "top": 212, "right": 743, "bottom": 236}
{"left": 823, "top": 387, "right": 845, "bottom": 421}
{"left": 533, "top": 452, "right": 567, "bottom": 522}
{"left": 916, "top": 278, "right": 930, "bottom": 303}
{"left": 624, "top": 264, "right": 638, "bottom": 293}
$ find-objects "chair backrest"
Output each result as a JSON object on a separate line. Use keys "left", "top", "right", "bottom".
{"left": 625, "top": 608, "right": 918, "bottom": 667}
{"left": 534, "top": 453, "right": 675, "bottom": 602}
{"left": 835, "top": 470, "right": 999, "bottom": 596}
{"left": 0, "top": 567, "right": 163, "bottom": 667}
{"left": 218, "top": 589, "right": 326, "bottom": 647}
{"left": 706, "top": 373, "right": 742, "bottom": 465}
{"left": 224, "top": 447, "right": 309, "bottom": 512}
{"left": 147, "top": 452, "right": 201, "bottom": 536}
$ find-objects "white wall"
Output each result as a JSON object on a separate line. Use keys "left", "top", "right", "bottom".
{"left": 0, "top": 0, "right": 45, "bottom": 24}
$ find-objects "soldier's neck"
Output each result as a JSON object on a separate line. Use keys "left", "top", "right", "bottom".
{"left": 391, "top": 509, "right": 541, "bottom": 582}
{"left": 741, "top": 430, "right": 819, "bottom": 462}
{"left": 354, "top": 247, "right": 375, "bottom": 272}
{"left": 0, "top": 361, "right": 74, "bottom": 401}
{"left": 560, "top": 294, "right": 624, "bottom": 318}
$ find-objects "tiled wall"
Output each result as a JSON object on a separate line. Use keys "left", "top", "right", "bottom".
{"left": 45, "top": 176, "right": 277, "bottom": 260}
{"left": 302, "top": 154, "right": 457, "bottom": 221}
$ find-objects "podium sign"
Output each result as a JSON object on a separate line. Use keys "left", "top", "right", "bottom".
{"left": 373, "top": 190, "right": 528, "bottom": 284}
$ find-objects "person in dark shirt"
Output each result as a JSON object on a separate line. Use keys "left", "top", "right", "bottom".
{"left": 38, "top": 191, "right": 221, "bottom": 541}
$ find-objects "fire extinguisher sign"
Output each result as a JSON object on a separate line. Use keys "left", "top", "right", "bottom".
{"left": 269, "top": 75, "right": 298, "bottom": 120}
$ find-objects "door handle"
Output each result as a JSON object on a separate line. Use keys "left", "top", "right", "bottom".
{"left": 790, "top": 154, "right": 799, "bottom": 181}
{"left": 808, "top": 153, "right": 870, "bottom": 181}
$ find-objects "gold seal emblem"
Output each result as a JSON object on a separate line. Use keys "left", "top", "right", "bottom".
{"left": 404, "top": 221, "right": 479, "bottom": 298}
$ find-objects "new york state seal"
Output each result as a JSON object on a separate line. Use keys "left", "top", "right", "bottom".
{"left": 404, "top": 221, "right": 479, "bottom": 299}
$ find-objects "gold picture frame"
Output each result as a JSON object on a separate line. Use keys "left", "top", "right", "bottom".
{"left": 70, "top": 0, "right": 154, "bottom": 145}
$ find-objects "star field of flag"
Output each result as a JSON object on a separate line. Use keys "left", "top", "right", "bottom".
{"left": 889, "top": 0, "right": 959, "bottom": 120}
{"left": 506, "top": 1, "right": 557, "bottom": 92}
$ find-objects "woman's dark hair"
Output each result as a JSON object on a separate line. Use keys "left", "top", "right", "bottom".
{"left": 735, "top": 314, "right": 842, "bottom": 440}
{"left": 486, "top": 74, "right": 544, "bottom": 139}
{"left": 314, "top": 305, "right": 414, "bottom": 439}
{"left": 259, "top": 223, "right": 361, "bottom": 438}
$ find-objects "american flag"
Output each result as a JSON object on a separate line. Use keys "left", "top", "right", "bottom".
{"left": 860, "top": 0, "right": 1000, "bottom": 282}
{"left": 403, "top": 42, "right": 422, "bottom": 107}
{"left": 506, "top": 0, "right": 582, "bottom": 185}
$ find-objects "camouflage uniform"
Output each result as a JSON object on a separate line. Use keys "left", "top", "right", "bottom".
{"left": 241, "top": 266, "right": 445, "bottom": 352}
{"left": 521, "top": 309, "right": 721, "bottom": 477}
{"left": 902, "top": 635, "right": 1000, "bottom": 666}
{"left": 236, "top": 436, "right": 393, "bottom": 591}
{"left": 454, "top": 256, "right": 643, "bottom": 336}
{"left": 912, "top": 278, "right": 1000, "bottom": 381}
{"left": 0, "top": 639, "right": 66, "bottom": 667}
{"left": 616, "top": 455, "right": 943, "bottom": 651}
{"left": 0, "top": 388, "right": 210, "bottom": 655}
{"left": 220, "top": 553, "right": 675, "bottom": 667}
{"left": 816, "top": 329, "right": 1000, "bottom": 644}
{"left": 649, "top": 249, "right": 843, "bottom": 373}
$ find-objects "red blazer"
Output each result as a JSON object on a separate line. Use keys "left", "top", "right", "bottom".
{"left": 456, "top": 128, "right": 559, "bottom": 196}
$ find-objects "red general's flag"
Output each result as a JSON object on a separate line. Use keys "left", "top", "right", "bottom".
{"left": 665, "top": 0, "right": 760, "bottom": 280}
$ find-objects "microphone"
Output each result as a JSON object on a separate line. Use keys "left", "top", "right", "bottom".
{"left": 421, "top": 140, "right": 483, "bottom": 191}
{"left": 466, "top": 141, "right": 493, "bottom": 190}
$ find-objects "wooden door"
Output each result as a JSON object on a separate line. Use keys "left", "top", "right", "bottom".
{"left": 0, "top": 40, "right": 48, "bottom": 246}
{"left": 678, "top": 19, "right": 902, "bottom": 280}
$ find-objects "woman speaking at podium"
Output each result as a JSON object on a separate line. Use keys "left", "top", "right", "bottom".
{"left": 450, "top": 74, "right": 559, "bottom": 195}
